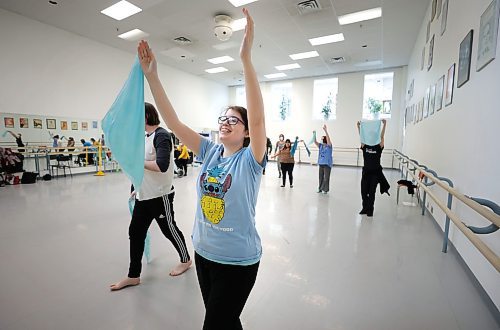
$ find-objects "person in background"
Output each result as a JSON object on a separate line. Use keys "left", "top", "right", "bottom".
{"left": 357, "top": 119, "right": 390, "bottom": 217}
{"left": 274, "top": 134, "right": 285, "bottom": 178}
{"left": 7, "top": 131, "right": 25, "bottom": 154}
{"left": 313, "top": 124, "right": 333, "bottom": 194}
{"left": 263, "top": 137, "right": 272, "bottom": 175}
{"left": 272, "top": 137, "right": 299, "bottom": 188}
{"left": 176, "top": 142, "right": 190, "bottom": 176}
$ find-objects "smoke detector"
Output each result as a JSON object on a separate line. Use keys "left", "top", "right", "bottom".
{"left": 214, "top": 14, "right": 233, "bottom": 41}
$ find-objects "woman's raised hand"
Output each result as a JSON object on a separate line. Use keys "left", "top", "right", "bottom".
{"left": 138, "top": 40, "right": 157, "bottom": 77}
{"left": 239, "top": 8, "right": 254, "bottom": 62}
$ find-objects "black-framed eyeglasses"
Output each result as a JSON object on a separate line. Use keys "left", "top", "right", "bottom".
{"left": 218, "top": 115, "right": 244, "bottom": 126}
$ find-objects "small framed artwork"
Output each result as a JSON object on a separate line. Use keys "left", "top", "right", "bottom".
{"left": 441, "top": 0, "right": 449, "bottom": 36}
{"left": 71, "top": 121, "right": 78, "bottom": 130}
{"left": 46, "top": 118, "right": 56, "bottom": 130}
{"left": 92, "top": 120, "right": 98, "bottom": 129}
{"left": 20, "top": 117, "right": 29, "bottom": 128}
{"left": 81, "top": 122, "right": 88, "bottom": 131}
{"left": 429, "top": 84, "right": 436, "bottom": 115}
{"left": 477, "top": 0, "right": 500, "bottom": 71}
{"left": 61, "top": 121, "right": 68, "bottom": 130}
{"left": 428, "top": 35, "right": 435, "bottom": 71}
{"left": 457, "top": 30, "right": 474, "bottom": 88}
{"left": 431, "top": 0, "right": 437, "bottom": 21}
{"left": 33, "top": 119, "right": 43, "bottom": 129}
{"left": 421, "top": 47, "right": 425, "bottom": 70}
{"left": 426, "top": 21, "right": 431, "bottom": 42}
{"left": 4, "top": 117, "right": 14, "bottom": 128}
{"left": 445, "top": 63, "right": 455, "bottom": 106}
{"left": 424, "top": 87, "right": 430, "bottom": 118}
{"left": 435, "top": 75, "right": 445, "bottom": 111}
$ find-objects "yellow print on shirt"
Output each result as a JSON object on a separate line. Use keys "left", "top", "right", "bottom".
{"left": 199, "top": 166, "right": 232, "bottom": 224}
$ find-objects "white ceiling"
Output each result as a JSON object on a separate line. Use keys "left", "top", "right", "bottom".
{"left": 0, "top": 0, "right": 428, "bottom": 86}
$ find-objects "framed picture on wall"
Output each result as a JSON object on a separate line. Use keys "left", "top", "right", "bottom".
{"left": 457, "top": 30, "right": 474, "bottom": 88}
{"left": 4, "top": 117, "right": 14, "bottom": 128}
{"left": 46, "top": 118, "right": 56, "bottom": 130}
{"left": 33, "top": 119, "right": 42, "bottom": 129}
{"left": 445, "top": 63, "right": 455, "bottom": 106}
{"left": 81, "top": 122, "right": 88, "bottom": 131}
{"left": 428, "top": 35, "right": 435, "bottom": 70}
{"left": 429, "top": 84, "right": 436, "bottom": 115}
{"left": 441, "top": 0, "right": 449, "bottom": 36}
{"left": 20, "top": 117, "right": 29, "bottom": 128}
{"left": 71, "top": 121, "right": 78, "bottom": 130}
{"left": 424, "top": 87, "right": 430, "bottom": 118}
{"left": 435, "top": 75, "right": 445, "bottom": 111}
{"left": 92, "top": 120, "right": 98, "bottom": 129}
{"left": 426, "top": 21, "right": 431, "bottom": 42}
{"left": 477, "top": 0, "right": 500, "bottom": 71}
{"left": 61, "top": 121, "right": 68, "bottom": 130}
{"left": 421, "top": 47, "right": 426, "bottom": 70}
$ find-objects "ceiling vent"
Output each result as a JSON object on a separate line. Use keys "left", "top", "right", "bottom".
{"left": 296, "top": 0, "right": 322, "bottom": 15}
{"left": 329, "top": 56, "right": 347, "bottom": 64}
{"left": 173, "top": 36, "right": 192, "bottom": 45}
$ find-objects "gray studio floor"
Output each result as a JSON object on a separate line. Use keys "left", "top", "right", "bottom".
{"left": 0, "top": 164, "right": 498, "bottom": 330}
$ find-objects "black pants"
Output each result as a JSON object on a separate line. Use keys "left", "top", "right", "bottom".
{"left": 195, "top": 253, "right": 259, "bottom": 330}
{"left": 280, "top": 162, "right": 294, "bottom": 186}
{"left": 361, "top": 169, "right": 379, "bottom": 212}
{"left": 128, "top": 192, "right": 190, "bottom": 278}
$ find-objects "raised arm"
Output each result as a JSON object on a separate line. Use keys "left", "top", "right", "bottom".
{"left": 312, "top": 131, "right": 319, "bottom": 147}
{"left": 241, "top": 8, "right": 266, "bottom": 163}
{"left": 357, "top": 121, "right": 364, "bottom": 148}
{"left": 138, "top": 41, "right": 202, "bottom": 155}
{"left": 380, "top": 119, "right": 387, "bottom": 148}
{"left": 7, "top": 131, "right": 17, "bottom": 139}
{"left": 323, "top": 124, "right": 332, "bottom": 146}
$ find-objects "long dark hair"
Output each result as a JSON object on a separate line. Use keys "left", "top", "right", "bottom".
{"left": 145, "top": 102, "right": 160, "bottom": 126}
{"left": 224, "top": 106, "right": 250, "bottom": 147}
{"left": 282, "top": 138, "right": 291, "bottom": 150}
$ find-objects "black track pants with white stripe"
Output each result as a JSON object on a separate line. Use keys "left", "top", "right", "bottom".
{"left": 128, "top": 192, "right": 190, "bottom": 278}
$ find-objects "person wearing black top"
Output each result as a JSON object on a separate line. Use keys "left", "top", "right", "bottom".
{"left": 7, "top": 131, "right": 25, "bottom": 153}
{"left": 357, "top": 119, "right": 390, "bottom": 217}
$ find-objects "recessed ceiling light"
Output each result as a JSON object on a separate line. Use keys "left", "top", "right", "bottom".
{"left": 101, "top": 1, "right": 142, "bottom": 21}
{"left": 338, "top": 7, "right": 382, "bottom": 25}
{"left": 289, "top": 51, "right": 319, "bottom": 60}
{"left": 275, "top": 63, "right": 301, "bottom": 71}
{"left": 207, "top": 56, "right": 235, "bottom": 64}
{"left": 308, "top": 33, "right": 344, "bottom": 46}
{"left": 231, "top": 18, "right": 247, "bottom": 32}
{"left": 118, "top": 29, "right": 149, "bottom": 41}
{"left": 228, "top": 0, "right": 259, "bottom": 7}
{"left": 205, "top": 67, "right": 229, "bottom": 74}
{"left": 264, "top": 73, "right": 287, "bottom": 79}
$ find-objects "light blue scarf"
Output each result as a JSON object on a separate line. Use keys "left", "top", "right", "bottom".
{"left": 360, "top": 120, "right": 382, "bottom": 146}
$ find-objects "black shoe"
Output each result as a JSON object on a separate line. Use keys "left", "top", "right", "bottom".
{"left": 359, "top": 209, "right": 368, "bottom": 215}
{"left": 279, "top": 174, "right": 281, "bottom": 178}
{"left": 280, "top": 185, "right": 285, "bottom": 187}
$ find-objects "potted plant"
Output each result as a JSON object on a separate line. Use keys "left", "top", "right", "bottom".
{"left": 367, "top": 97, "right": 382, "bottom": 119}
{"left": 279, "top": 94, "right": 290, "bottom": 120}
{"left": 321, "top": 93, "right": 333, "bottom": 120}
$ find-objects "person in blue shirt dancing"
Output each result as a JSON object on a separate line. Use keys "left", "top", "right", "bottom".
{"left": 313, "top": 124, "right": 333, "bottom": 194}
{"left": 138, "top": 8, "right": 266, "bottom": 329}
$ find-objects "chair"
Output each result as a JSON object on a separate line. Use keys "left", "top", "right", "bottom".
{"left": 397, "top": 171, "right": 424, "bottom": 205}
{"left": 51, "top": 155, "right": 73, "bottom": 178}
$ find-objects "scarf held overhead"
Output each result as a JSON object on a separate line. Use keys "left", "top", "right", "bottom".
{"left": 102, "top": 57, "right": 145, "bottom": 189}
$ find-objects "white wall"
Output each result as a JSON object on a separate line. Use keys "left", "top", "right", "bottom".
{"left": 229, "top": 67, "right": 406, "bottom": 152}
{"left": 0, "top": 8, "right": 228, "bottom": 140}
{"left": 403, "top": 0, "right": 500, "bottom": 309}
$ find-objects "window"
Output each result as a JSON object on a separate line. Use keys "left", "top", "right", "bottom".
{"left": 362, "top": 72, "right": 393, "bottom": 119}
{"left": 270, "top": 83, "right": 292, "bottom": 121}
{"left": 235, "top": 86, "right": 246, "bottom": 108}
{"left": 313, "top": 78, "right": 338, "bottom": 120}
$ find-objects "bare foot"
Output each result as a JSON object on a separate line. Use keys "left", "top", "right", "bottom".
{"left": 110, "top": 277, "right": 140, "bottom": 291}
{"left": 169, "top": 260, "right": 192, "bottom": 276}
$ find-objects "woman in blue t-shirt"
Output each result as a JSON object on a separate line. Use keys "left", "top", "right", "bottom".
{"left": 314, "top": 124, "right": 333, "bottom": 193}
{"left": 138, "top": 8, "right": 266, "bottom": 329}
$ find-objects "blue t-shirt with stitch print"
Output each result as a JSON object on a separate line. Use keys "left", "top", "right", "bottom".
{"left": 318, "top": 143, "right": 333, "bottom": 167}
{"left": 192, "top": 138, "right": 266, "bottom": 265}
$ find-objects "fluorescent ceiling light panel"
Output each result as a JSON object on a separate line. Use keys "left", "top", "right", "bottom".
{"left": 207, "top": 56, "right": 234, "bottom": 64}
{"left": 354, "top": 60, "right": 382, "bottom": 67}
{"left": 275, "top": 63, "right": 301, "bottom": 71}
{"left": 338, "top": 7, "right": 382, "bottom": 25}
{"left": 289, "top": 51, "right": 319, "bottom": 60}
{"left": 228, "top": 0, "right": 259, "bottom": 7}
{"left": 309, "top": 33, "right": 344, "bottom": 46}
{"left": 205, "top": 67, "right": 229, "bottom": 74}
{"left": 231, "top": 18, "right": 247, "bottom": 31}
{"left": 101, "top": 0, "right": 142, "bottom": 21}
{"left": 118, "top": 29, "right": 149, "bottom": 41}
{"left": 264, "top": 73, "right": 287, "bottom": 79}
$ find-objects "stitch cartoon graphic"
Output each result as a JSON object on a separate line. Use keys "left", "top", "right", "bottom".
{"left": 200, "top": 166, "right": 232, "bottom": 224}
